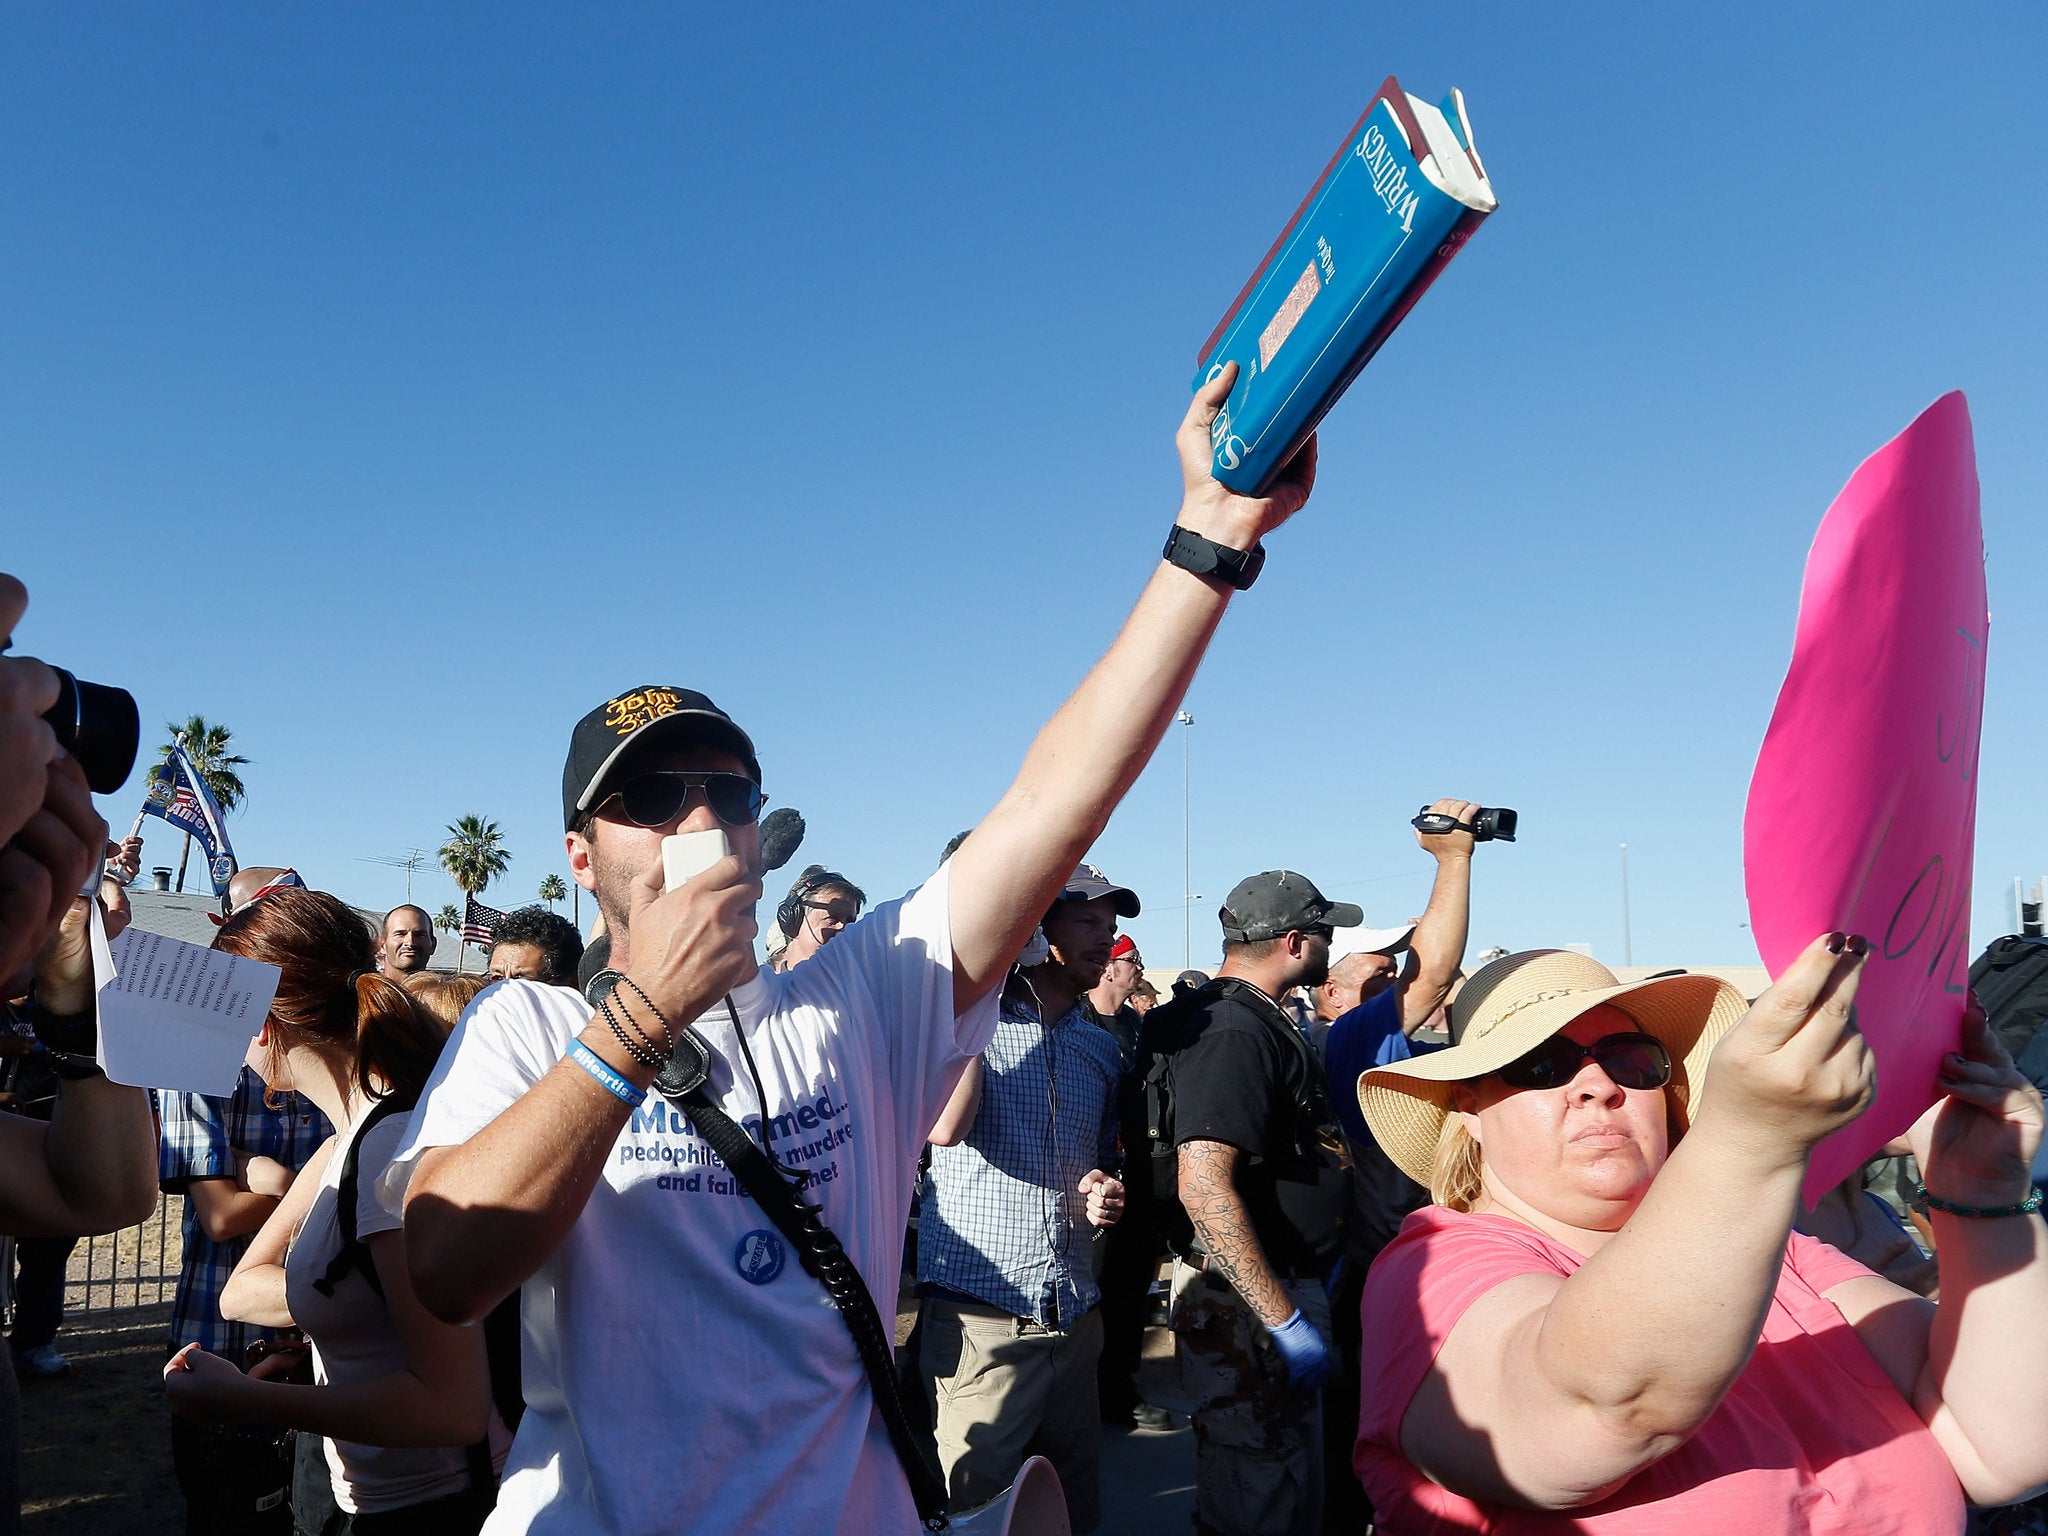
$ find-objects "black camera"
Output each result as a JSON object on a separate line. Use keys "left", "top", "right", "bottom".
{"left": 1412, "top": 805, "right": 1518, "bottom": 843}
{"left": 42, "top": 669, "right": 140, "bottom": 795}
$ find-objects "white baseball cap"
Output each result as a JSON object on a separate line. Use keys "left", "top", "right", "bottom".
{"left": 1328, "top": 922, "right": 1417, "bottom": 964}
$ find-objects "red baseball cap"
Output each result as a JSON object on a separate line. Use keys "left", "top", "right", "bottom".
{"left": 1110, "top": 935, "right": 1139, "bottom": 961}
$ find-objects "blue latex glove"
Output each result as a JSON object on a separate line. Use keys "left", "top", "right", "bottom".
{"left": 1267, "top": 1309, "right": 1330, "bottom": 1393}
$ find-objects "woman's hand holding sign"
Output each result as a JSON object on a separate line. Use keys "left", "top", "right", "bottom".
{"left": 1918, "top": 996, "right": 2043, "bottom": 1211}
{"left": 1695, "top": 933, "right": 1878, "bottom": 1173}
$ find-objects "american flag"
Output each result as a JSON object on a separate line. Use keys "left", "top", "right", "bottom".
{"left": 461, "top": 897, "right": 505, "bottom": 949}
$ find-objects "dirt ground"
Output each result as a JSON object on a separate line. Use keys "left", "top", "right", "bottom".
{"left": 8, "top": 1264, "right": 1185, "bottom": 1534}
{"left": 18, "top": 1303, "right": 179, "bottom": 1535}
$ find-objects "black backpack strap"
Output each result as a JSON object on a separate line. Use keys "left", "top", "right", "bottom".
{"left": 312, "top": 1094, "right": 414, "bottom": 1302}
{"left": 312, "top": 1092, "right": 508, "bottom": 1495}
{"left": 482, "top": 1297, "right": 524, "bottom": 1433}
{"left": 664, "top": 1077, "right": 950, "bottom": 1530}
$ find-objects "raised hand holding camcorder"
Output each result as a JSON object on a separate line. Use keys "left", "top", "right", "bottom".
{"left": 1411, "top": 803, "right": 1517, "bottom": 844}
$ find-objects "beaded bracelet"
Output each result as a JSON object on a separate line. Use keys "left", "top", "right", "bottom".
{"left": 604, "top": 989, "right": 670, "bottom": 1064}
{"left": 598, "top": 997, "right": 665, "bottom": 1070}
{"left": 566, "top": 1040, "right": 645, "bottom": 1108}
{"left": 1915, "top": 1184, "right": 2044, "bottom": 1219}
{"left": 611, "top": 976, "right": 676, "bottom": 1054}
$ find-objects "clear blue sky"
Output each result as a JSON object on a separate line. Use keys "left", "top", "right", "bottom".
{"left": 4, "top": 5, "right": 2043, "bottom": 971}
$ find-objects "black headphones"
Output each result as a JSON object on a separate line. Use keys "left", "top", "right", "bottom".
{"left": 777, "top": 865, "right": 862, "bottom": 940}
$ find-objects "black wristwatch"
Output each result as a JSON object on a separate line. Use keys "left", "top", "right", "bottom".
{"left": 35, "top": 1013, "right": 103, "bottom": 1081}
{"left": 33, "top": 1002, "right": 103, "bottom": 1081}
{"left": 1162, "top": 524, "right": 1266, "bottom": 591}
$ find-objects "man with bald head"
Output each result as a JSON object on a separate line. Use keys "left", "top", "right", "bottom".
{"left": 379, "top": 904, "right": 437, "bottom": 978}
{"left": 212, "top": 865, "right": 302, "bottom": 920}
{"left": 1307, "top": 928, "right": 1412, "bottom": 1054}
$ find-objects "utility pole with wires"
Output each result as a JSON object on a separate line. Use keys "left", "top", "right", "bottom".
{"left": 358, "top": 849, "right": 432, "bottom": 905}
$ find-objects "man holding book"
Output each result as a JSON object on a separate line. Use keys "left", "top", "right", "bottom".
{"left": 387, "top": 366, "right": 1317, "bottom": 1535}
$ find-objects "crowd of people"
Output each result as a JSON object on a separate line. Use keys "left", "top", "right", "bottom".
{"left": 1, "top": 374, "right": 2046, "bottom": 1536}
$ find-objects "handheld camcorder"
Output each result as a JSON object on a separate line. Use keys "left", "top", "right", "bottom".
{"left": 42, "top": 668, "right": 140, "bottom": 795}
{"left": 1412, "top": 805, "right": 1518, "bottom": 843}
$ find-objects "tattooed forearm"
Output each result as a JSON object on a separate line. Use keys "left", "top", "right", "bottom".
{"left": 1178, "top": 1138, "right": 1292, "bottom": 1325}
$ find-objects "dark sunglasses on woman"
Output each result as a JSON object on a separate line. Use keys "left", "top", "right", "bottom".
{"left": 1496, "top": 1030, "right": 1671, "bottom": 1092}
{"left": 598, "top": 771, "right": 766, "bottom": 829}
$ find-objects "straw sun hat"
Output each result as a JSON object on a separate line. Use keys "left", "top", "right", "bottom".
{"left": 1357, "top": 950, "right": 1752, "bottom": 1187}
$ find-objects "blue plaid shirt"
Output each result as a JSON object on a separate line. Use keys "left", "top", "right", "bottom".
{"left": 916, "top": 993, "right": 1122, "bottom": 1328}
{"left": 157, "top": 1068, "right": 333, "bottom": 1357}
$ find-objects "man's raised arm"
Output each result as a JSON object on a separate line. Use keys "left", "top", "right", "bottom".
{"left": 947, "top": 367, "right": 1316, "bottom": 1014}
{"left": 1400, "top": 797, "right": 1478, "bottom": 1032}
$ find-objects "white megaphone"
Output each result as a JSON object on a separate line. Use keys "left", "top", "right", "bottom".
{"left": 946, "top": 1455, "right": 1070, "bottom": 1536}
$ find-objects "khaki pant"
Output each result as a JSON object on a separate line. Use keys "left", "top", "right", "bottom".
{"left": 920, "top": 1295, "right": 1104, "bottom": 1532}
{"left": 1170, "top": 1260, "right": 1330, "bottom": 1536}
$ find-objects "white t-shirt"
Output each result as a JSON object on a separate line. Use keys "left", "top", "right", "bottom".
{"left": 288, "top": 1105, "right": 510, "bottom": 1514}
{"left": 382, "top": 865, "right": 997, "bottom": 1536}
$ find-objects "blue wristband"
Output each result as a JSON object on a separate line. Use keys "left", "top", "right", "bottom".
{"left": 566, "top": 1040, "right": 645, "bottom": 1108}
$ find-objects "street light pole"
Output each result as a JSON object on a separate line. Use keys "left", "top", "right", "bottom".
{"left": 1621, "top": 842, "right": 1633, "bottom": 968}
{"left": 1178, "top": 711, "right": 1194, "bottom": 970}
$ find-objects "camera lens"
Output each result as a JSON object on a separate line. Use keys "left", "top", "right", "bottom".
{"left": 42, "top": 668, "right": 140, "bottom": 795}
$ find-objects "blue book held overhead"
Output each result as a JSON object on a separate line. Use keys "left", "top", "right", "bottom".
{"left": 1196, "top": 77, "right": 1497, "bottom": 494}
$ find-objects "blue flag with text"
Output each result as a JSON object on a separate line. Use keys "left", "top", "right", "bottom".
{"left": 139, "top": 745, "right": 239, "bottom": 897}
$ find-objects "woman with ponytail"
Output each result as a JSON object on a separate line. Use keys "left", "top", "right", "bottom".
{"left": 163, "top": 888, "right": 507, "bottom": 1534}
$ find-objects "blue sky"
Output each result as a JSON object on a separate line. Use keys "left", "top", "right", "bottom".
{"left": 4, "top": 5, "right": 2043, "bottom": 971}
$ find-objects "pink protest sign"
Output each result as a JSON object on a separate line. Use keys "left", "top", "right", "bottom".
{"left": 1743, "top": 391, "right": 1987, "bottom": 1207}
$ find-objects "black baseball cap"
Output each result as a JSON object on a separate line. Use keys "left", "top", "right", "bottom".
{"left": 562, "top": 686, "right": 761, "bottom": 831}
{"left": 1217, "top": 870, "right": 1362, "bottom": 943}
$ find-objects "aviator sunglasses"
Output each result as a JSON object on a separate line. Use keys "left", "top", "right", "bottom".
{"left": 1495, "top": 1030, "right": 1671, "bottom": 1092}
{"left": 598, "top": 770, "right": 766, "bottom": 828}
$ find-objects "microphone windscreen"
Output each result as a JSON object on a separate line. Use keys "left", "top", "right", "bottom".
{"left": 760, "top": 807, "right": 806, "bottom": 872}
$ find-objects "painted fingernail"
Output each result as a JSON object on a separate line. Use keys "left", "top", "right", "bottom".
{"left": 1825, "top": 933, "right": 1847, "bottom": 954}
{"left": 1846, "top": 935, "right": 1870, "bottom": 957}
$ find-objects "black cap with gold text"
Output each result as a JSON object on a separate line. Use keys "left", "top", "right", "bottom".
{"left": 562, "top": 686, "right": 760, "bottom": 830}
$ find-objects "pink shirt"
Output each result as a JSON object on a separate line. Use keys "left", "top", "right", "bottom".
{"left": 1356, "top": 1207, "right": 1964, "bottom": 1535}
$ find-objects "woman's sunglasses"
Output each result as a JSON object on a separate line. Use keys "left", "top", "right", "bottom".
{"left": 598, "top": 771, "right": 766, "bottom": 829}
{"left": 1495, "top": 1031, "right": 1671, "bottom": 1092}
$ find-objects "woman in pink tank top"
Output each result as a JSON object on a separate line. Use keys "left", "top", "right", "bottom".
{"left": 1351, "top": 936, "right": 2048, "bottom": 1534}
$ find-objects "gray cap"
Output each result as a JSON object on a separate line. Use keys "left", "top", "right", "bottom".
{"left": 1056, "top": 862, "right": 1140, "bottom": 919}
{"left": 1217, "top": 870, "right": 1362, "bottom": 943}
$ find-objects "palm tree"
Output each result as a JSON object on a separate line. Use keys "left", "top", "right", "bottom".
{"left": 439, "top": 816, "right": 510, "bottom": 976}
{"left": 157, "top": 716, "right": 249, "bottom": 892}
{"left": 538, "top": 874, "right": 567, "bottom": 912}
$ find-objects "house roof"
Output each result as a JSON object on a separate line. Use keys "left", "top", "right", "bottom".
{"left": 123, "top": 887, "right": 485, "bottom": 974}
